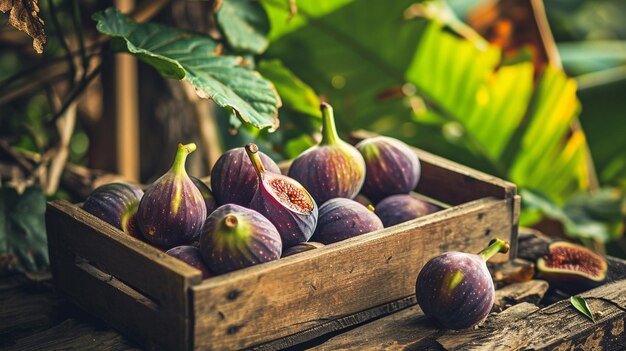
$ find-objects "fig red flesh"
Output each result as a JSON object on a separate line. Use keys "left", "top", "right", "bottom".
{"left": 211, "top": 147, "right": 280, "bottom": 206}
{"left": 246, "top": 143, "right": 318, "bottom": 247}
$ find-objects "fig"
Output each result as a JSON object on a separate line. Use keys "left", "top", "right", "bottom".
{"left": 190, "top": 176, "right": 217, "bottom": 216}
{"left": 288, "top": 103, "right": 366, "bottom": 204}
{"left": 282, "top": 242, "right": 325, "bottom": 257}
{"left": 537, "top": 241, "right": 607, "bottom": 291}
{"left": 376, "top": 194, "right": 440, "bottom": 227}
{"left": 165, "top": 245, "right": 212, "bottom": 278}
{"left": 245, "top": 143, "right": 318, "bottom": 247}
{"left": 82, "top": 182, "right": 144, "bottom": 239}
{"left": 355, "top": 136, "right": 421, "bottom": 203}
{"left": 210, "top": 147, "right": 280, "bottom": 206}
{"left": 415, "top": 239, "right": 509, "bottom": 329}
{"left": 137, "top": 143, "right": 207, "bottom": 248}
{"left": 311, "top": 198, "right": 383, "bottom": 244}
{"left": 199, "top": 204, "right": 282, "bottom": 274}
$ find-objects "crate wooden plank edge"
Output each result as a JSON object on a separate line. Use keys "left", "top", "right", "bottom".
{"left": 46, "top": 201, "right": 203, "bottom": 350}
{"left": 191, "top": 196, "right": 517, "bottom": 350}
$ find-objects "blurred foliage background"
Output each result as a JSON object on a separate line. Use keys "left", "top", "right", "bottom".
{"left": 1, "top": 0, "right": 625, "bottom": 274}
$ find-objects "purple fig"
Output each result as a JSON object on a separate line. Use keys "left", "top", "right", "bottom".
{"left": 282, "top": 242, "right": 325, "bottom": 257}
{"left": 355, "top": 136, "right": 421, "bottom": 203}
{"left": 288, "top": 103, "right": 366, "bottom": 205}
{"left": 137, "top": 143, "right": 207, "bottom": 248}
{"left": 211, "top": 147, "right": 280, "bottom": 206}
{"left": 245, "top": 143, "right": 318, "bottom": 247}
{"left": 415, "top": 239, "right": 509, "bottom": 329}
{"left": 376, "top": 194, "right": 440, "bottom": 227}
{"left": 82, "top": 182, "right": 144, "bottom": 239}
{"left": 199, "top": 204, "right": 282, "bottom": 274}
{"left": 190, "top": 176, "right": 217, "bottom": 216}
{"left": 311, "top": 198, "right": 383, "bottom": 244}
{"left": 165, "top": 245, "right": 212, "bottom": 278}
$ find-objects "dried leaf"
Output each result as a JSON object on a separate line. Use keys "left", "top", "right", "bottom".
{"left": 570, "top": 296, "right": 595, "bottom": 323}
{"left": 0, "top": 0, "right": 47, "bottom": 53}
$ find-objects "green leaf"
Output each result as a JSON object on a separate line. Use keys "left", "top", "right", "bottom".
{"left": 570, "top": 296, "right": 595, "bottom": 323}
{"left": 257, "top": 59, "right": 321, "bottom": 117}
{"left": 265, "top": 0, "right": 590, "bottom": 203}
{"left": 94, "top": 7, "right": 281, "bottom": 131}
{"left": 0, "top": 186, "right": 48, "bottom": 273}
{"left": 217, "top": 0, "right": 270, "bottom": 54}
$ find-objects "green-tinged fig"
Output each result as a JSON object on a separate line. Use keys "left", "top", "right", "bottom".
{"left": 82, "top": 182, "right": 144, "bottom": 239}
{"left": 537, "top": 241, "right": 607, "bottom": 291}
{"left": 282, "top": 242, "right": 325, "bottom": 257}
{"left": 137, "top": 143, "right": 207, "bottom": 248}
{"left": 165, "top": 245, "right": 212, "bottom": 278}
{"left": 416, "top": 239, "right": 509, "bottom": 329}
{"left": 211, "top": 147, "right": 280, "bottom": 206}
{"left": 288, "top": 103, "right": 366, "bottom": 204}
{"left": 311, "top": 198, "right": 383, "bottom": 244}
{"left": 190, "top": 176, "right": 217, "bottom": 216}
{"left": 200, "top": 204, "right": 282, "bottom": 274}
{"left": 376, "top": 194, "right": 440, "bottom": 227}
{"left": 355, "top": 136, "right": 421, "bottom": 203}
{"left": 246, "top": 143, "right": 318, "bottom": 247}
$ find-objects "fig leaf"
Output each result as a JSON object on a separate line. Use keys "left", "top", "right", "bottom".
{"left": 93, "top": 7, "right": 281, "bottom": 131}
{"left": 570, "top": 296, "right": 595, "bottom": 323}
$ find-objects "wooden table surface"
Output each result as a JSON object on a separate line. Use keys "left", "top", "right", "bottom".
{"left": 1, "top": 231, "right": 625, "bottom": 351}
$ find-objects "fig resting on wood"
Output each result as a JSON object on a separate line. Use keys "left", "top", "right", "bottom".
{"left": 415, "top": 238, "right": 510, "bottom": 329}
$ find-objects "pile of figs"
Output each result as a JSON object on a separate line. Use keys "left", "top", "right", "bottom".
{"left": 81, "top": 103, "right": 441, "bottom": 277}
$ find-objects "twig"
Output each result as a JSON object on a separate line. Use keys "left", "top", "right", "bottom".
{"left": 71, "top": 0, "right": 88, "bottom": 82}
{"left": 48, "top": 63, "right": 102, "bottom": 125}
{"left": 0, "top": 139, "right": 35, "bottom": 173}
{"left": 46, "top": 100, "right": 77, "bottom": 195}
{"left": 47, "top": 0, "right": 77, "bottom": 86}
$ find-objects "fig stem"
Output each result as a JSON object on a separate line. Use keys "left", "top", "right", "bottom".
{"left": 171, "top": 143, "right": 197, "bottom": 175}
{"left": 478, "top": 238, "right": 510, "bottom": 262}
{"left": 245, "top": 143, "right": 266, "bottom": 180}
{"left": 320, "top": 102, "right": 340, "bottom": 145}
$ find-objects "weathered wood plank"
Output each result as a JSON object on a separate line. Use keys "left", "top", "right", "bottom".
{"left": 49, "top": 245, "right": 187, "bottom": 350}
{"left": 0, "top": 281, "right": 71, "bottom": 346}
{"left": 492, "top": 280, "right": 549, "bottom": 312}
{"left": 437, "top": 278, "right": 626, "bottom": 350}
{"left": 46, "top": 200, "right": 202, "bottom": 311}
{"left": 5, "top": 318, "right": 137, "bottom": 351}
{"left": 192, "top": 197, "right": 516, "bottom": 350}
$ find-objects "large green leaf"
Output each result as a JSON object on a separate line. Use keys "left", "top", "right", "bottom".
{"left": 264, "top": 0, "right": 591, "bottom": 203}
{"left": 94, "top": 7, "right": 281, "bottom": 131}
{"left": 0, "top": 186, "right": 48, "bottom": 273}
{"left": 217, "top": 0, "right": 270, "bottom": 54}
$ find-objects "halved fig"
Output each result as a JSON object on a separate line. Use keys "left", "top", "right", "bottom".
{"left": 537, "top": 241, "right": 607, "bottom": 290}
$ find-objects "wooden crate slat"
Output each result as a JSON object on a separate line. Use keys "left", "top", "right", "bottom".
{"left": 191, "top": 196, "right": 516, "bottom": 350}
{"left": 46, "top": 201, "right": 202, "bottom": 312}
{"left": 49, "top": 244, "right": 187, "bottom": 350}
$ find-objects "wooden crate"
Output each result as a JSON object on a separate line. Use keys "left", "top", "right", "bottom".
{"left": 45, "top": 144, "right": 519, "bottom": 350}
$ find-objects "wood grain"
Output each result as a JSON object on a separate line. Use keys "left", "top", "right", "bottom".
{"left": 47, "top": 201, "right": 202, "bottom": 309}
{"left": 437, "top": 278, "right": 626, "bottom": 350}
{"left": 46, "top": 201, "right": 203, "bottom": 350}
{"left": 191, "top": 197, "right": 516, "bottom": 350}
